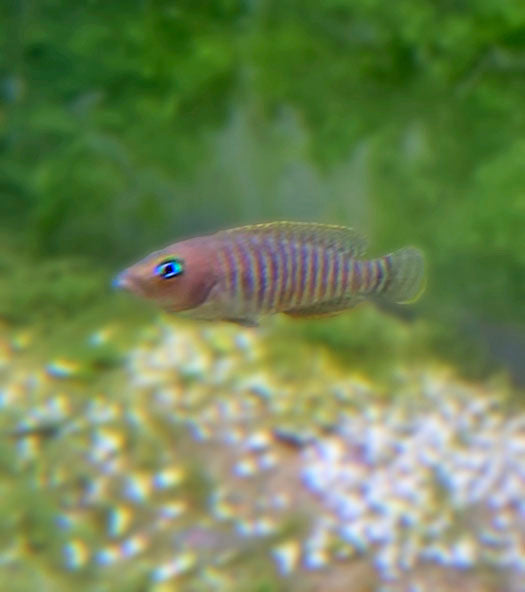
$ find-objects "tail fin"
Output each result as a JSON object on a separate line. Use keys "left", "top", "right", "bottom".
{"left": 380, "top": 246, "right": 426, "bottom": 304}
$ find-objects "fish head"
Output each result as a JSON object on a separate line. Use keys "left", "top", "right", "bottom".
{"left": 114, "top": 240, "right": 217, "bottom": 312}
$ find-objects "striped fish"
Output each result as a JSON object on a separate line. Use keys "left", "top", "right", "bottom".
{"left": 114, "top": 222, "right": 426, "bottom": 326}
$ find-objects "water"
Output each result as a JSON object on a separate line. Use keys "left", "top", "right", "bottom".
{"left": 1, "top": 2, "right": 524, "bottom": 591}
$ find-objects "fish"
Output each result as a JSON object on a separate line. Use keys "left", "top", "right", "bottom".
{"left": 114, "top": 222, "right": 426, "bottom": 326}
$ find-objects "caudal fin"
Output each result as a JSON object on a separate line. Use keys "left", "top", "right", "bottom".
{"left": 380, "top": 246, "right": 426, "bottom": 304}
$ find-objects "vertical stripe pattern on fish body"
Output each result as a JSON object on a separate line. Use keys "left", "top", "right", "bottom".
{"left": 313, "top": 245, "right": 324, "bottom": 302}
{"left": 302, "top": 243, "right": 314, "bottom": 306}
{"left": 215, "top": 226, "right": 370, "bottom": 315}
{"left": 210, "top": 223, "right": 424, "bottom": 320}
{"left": 353, "top": 256, "right": 392, "bottom": 295}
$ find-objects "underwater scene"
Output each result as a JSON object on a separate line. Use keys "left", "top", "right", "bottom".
{"left": 1, "top": 1, "right": 525, "bottom": 591}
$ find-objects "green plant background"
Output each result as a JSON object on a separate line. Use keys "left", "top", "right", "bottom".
{"left": 2, "top": 1, "right": 524, "bottom": 326}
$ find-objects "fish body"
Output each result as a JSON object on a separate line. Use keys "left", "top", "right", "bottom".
{"left": 115, "top": 222, "right": 425, "bottom": 325}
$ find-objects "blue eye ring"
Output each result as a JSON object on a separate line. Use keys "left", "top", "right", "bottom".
{"left": 155, "top": 258, "right": 184, "bottom": 280}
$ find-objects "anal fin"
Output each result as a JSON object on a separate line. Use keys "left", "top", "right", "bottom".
{"left": 223, "top": 317, "right": 259, "bottom": 327}
{"left": 285, "top": 309, "right": 343, "bottom": 319}
{"left": 284, "top": 298, "right": 360, "bottom": 319}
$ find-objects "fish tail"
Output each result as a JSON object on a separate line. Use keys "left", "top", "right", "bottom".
{"left": 378, "top": 247, "right": 426, "bottom": 304}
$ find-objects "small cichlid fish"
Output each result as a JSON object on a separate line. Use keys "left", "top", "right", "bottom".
{"left": 114, "top": 222, "right": 426, "bottom": 326}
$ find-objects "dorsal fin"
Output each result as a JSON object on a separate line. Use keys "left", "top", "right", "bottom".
{"left": 214, "top": 222, "right": 368, "bottom": 257}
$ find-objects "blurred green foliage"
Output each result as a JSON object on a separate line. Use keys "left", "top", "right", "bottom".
{"left": 1, "top": 0, "right": 524, "bottom": 326}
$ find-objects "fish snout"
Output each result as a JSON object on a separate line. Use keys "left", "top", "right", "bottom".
{"left": 113, "top": 265, "right": 152, "bottom": 299}
{"left": 112, "top": 270, "right": 134, "bottom": 291}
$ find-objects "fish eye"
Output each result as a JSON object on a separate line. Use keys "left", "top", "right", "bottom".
{"left": 155, "top": 258, "right": 184, "bottom": 280}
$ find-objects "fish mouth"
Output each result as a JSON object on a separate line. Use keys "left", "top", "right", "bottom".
{"left": 112, "top": 271, "right": 130, "bottom": 291}
{"left": 112, "top": 271, "right": 145, "bottom": 295}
